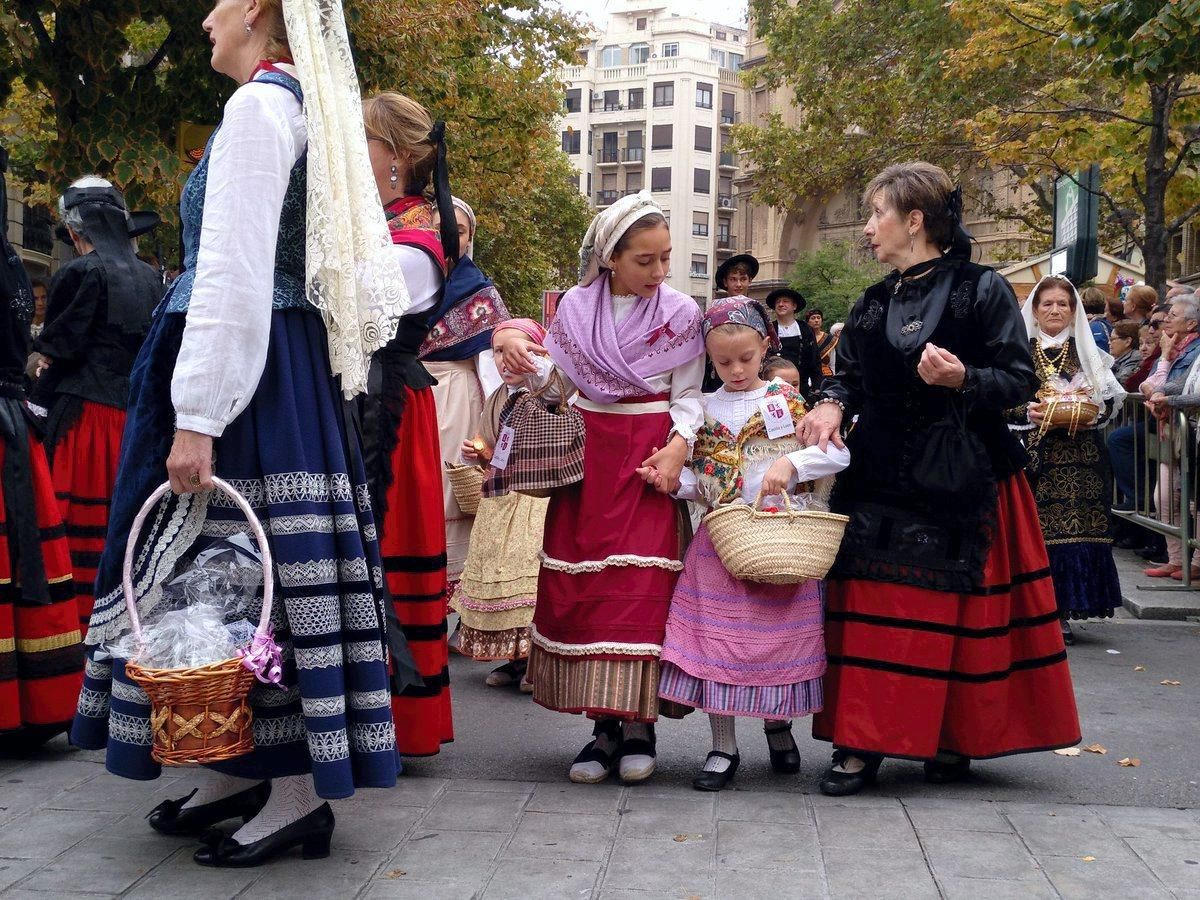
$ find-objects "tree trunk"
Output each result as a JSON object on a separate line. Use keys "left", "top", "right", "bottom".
{"left": 1141, "top": 81, "right": 1174, "bottom": 297}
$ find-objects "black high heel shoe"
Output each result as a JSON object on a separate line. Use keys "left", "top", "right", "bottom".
{"left": 193, "top": 802, "right": 334, "bottom": 867}
{"left": 147, "top": 782, "right": 271, "bottom": 837}
{"left": 692, "top": 751, "right": 740, "bottom": 792}
{"left": 818, "top": 750, "right": 883, "bottom": 797}
{"left": 924, "top": 755, "right": 972, "bottom": 784}
{"left": 764, "top": 721, "right": 801, "bottom": 774}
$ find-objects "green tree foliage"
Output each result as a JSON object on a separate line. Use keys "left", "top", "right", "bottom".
{"left": 787, "top": 241, "right": 883, "bottom": 325}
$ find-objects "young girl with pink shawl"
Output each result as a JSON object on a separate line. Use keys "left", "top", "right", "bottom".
{"left": 508, "top": 192, "right": 704, "bottom": 784}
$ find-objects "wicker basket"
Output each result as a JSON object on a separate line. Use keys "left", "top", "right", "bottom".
{"left": 703, "top": 479, "right": 849, "bottom": 584}
{"left": 121, "top": 478, "right": 273, "bottom": 766}
{"left": 446, "top": 462, "right": 486, "bottom": 515}
{"left": 1041, "top": 397, "right": 1100, "bottom": 434}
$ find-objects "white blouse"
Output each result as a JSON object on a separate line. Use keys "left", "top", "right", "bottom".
{"left": 776, "top": 320, "right": 802, "bottom": 339}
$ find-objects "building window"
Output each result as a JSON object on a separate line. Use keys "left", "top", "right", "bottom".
{"left": 662, "top": 42, "right": 679, "bottom": 58}
{"left": 651, "top": 167, "right": 671, "bottom": 192}
{"left": 600, "top": 131, "right": 620, "bottom": 162}
{"left": 694, "top": 168, "right": 711, "bottom": 194}
{"left": 651, "top": 124, "right": 673, "bottom": 150}
{"left": 630, "top": 42, "right": 650, "bottom": 64}
{"left": 561, "top": 130, "right": 581, "bottom": 155}
{"left": 715, "top": 30, "right": 727, "bottom": 41}
{"left": 636, "top": 16, "right": 647, "bottom": 30}
{"left": 603, "top": 89, "right": 620, "bottom": 111}
{"left": 22, "top": 204, "right": 53, "bottom": 256}
{"left": 692, "top": 211, "right": 709, "bottom": 237}
{"left": 601, "top": 45, "right": 622, "bottom": 67}
{"left": 564, "top": 88, "right": 581, "bottom": 114}
{"left": 728, "top": 52, "right": 744, "bottom": 71}
{"left": 628, "top": 88, "right": 644, "bottom": 109}
{"left": 696, "top": 82, "right": 713, "bottom": 109}
{"left": 576, "top": 49, "right": 589, "bottom": 65}
{"left": 710, "top": 49, "right": 726, "bottom": 68}
{"left": 720, "top": 92, "right": 736, "bottom": 124}
{"left": 653, "top": 81, "right": 674, "bottom": 107}
{"left": 694, "top": 125, "right": 712, "bottom": 152}
{"left": 626, "top": 171, "right": 643, "bottom": 192}
{"left": 587, "top": 172, "right": 592, "bottom": 196}
{"left": 690, "top": 254, "right": 708, "bottom": 277}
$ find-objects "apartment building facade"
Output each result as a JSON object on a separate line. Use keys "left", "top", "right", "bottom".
{"left": 560, "top": 1, "right": 747, "bottom": 305}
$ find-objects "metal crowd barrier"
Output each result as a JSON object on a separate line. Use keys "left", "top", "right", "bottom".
{"left": 1106, "top": 392, "right": 1197, "bottom": 590}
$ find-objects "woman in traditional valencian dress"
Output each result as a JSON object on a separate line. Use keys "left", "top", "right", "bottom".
{"left": 0, "top": 212, "right": 83, "bottom": 752}
{"left": 799, "top": 162, "right": 1080, "bottom": 795}
{"left": 361, "top": 91, "right": 459, "bottom": 758}
{"left": 1011, "top": 276, "right": 1125, "bottom": 643}
{"left": 71, "top": 0, "right": 410, "bottom": 866}
{"left": 419, "top": 197, "right": 508, "bottom": 587}
{"left": 503, "top": 191, "right": 705, "bottom": 784}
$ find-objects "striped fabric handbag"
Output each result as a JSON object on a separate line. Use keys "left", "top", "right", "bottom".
{"left": 482, "top": 370, "right": 584, "bottom": 497}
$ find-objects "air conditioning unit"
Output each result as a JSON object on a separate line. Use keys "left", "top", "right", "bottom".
{"left": 592, "top": 91, "right": 603, "bottom": 100}
{"left": 719, "top": 198, "right": 734, "bottom": 209}
{"left": 650, "top": 53, "right": 658, "bottom": 58}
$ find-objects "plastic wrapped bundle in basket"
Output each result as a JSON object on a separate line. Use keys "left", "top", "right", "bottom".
{"left": 445, "top": 461, "right": 485, "bottom": 515}
{"left": 702, "top": 478, "right": 849, "bottom": 584}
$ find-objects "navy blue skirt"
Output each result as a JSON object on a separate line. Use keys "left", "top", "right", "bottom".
{"left": 71, "top": 308, "right": 401, "bottom": 799}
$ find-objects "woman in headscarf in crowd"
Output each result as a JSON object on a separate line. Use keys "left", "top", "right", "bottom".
{"left": 361, "top": 90, "right": 459, "bottom": 759}
{"left": 72, "top": 0, "right": 410, "bottom": 867}
{"left": 0, "top": 198, "right": 83, "bottom": 752}
{"left": 419, "top": 196, "right": 508, "bottom": 588}
{"left": 29, "top": 178, "right": 162, "bottom": 637}
{"left": 502, "top": 191, "right": 705, "bottom": 784}
{"left": 1010, "top": 276, "right": 1125, "bottom": 643}
{"left": 799, "top": 162, "right": 1080, "bottom": 796}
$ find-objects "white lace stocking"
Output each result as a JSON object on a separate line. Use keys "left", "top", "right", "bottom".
{"left": 705, "top": 715, "right": 738, "bottom": 773}
{"left": 182, "top": 773, "right": 261, "bottom": 810}
{"left": 232, "top": 774, "right": 322, "bottom": 845}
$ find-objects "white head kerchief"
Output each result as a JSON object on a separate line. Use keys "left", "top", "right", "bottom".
{"left": 283, "top": 0, "right": 410, "bottom": 398}
{"left": 1021, "top": 275, "right": 1125, "bottom": 404}
{"left": 452, "top": 196, "right": 477, "bottom": 258}
{"left": 577, "top": 190, "right": 663, "bottom": 287}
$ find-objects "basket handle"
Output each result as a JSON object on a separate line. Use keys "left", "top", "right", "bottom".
{"left": 753, "top": 488, "right": 797, "bottom": 515}
{"left": 122, "top": 478, "right": 274, "bottom": 644}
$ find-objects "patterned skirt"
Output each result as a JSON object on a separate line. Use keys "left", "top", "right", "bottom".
{"left": 450, "top": 490, "right": 548, "bottom": 661}
{"left": 425, "top": 358, "right": 483, "bottom": 583}
{"left": 529, "top": 396, "right": 684, "bottom": 723}
{"left": 382, "top": 385, "right": 454, "bottom": 757}
{"left": 0, "top": 405, "right": 83, "bottom": 735}
{"left": 49, "top": 400, "right": 125, "bottom": 637}
{"left": 814, "top": 474, "right": 1081, "bottom": 761}
{"left": 659, "top": 523, "right": 824, "bottom": 720}
{"left": 70, "top": 309, "right": 401, "bottom": 800}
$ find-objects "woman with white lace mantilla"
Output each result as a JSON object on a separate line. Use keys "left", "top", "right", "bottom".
{"left": 70, "top": 0, "right": 413, "bottom": 868}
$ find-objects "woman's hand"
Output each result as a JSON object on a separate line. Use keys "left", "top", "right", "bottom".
{"left": 760, "top": 456, "right": 795, "bottom": 497}
{"left": 500, "top": 338, "right": 549, "bottom": 376}
{"left": 798, "top": 403, "right": 845, "bottom": 451}
{"left": 166, "top": 429, "right": 215, "bottom": 494}
{"left": 1160, "top": 331, "right": 1179, "bottom": 359}
{"left": 460, "top": 438, "right": 481, "bottom": 463}
{"left": 1028, "top": 401, "right": 1046, "bottom": 425}
{"left": 637, "top": 434, "right": 688, "bottom": 494}
{"left": 917, "top": 343, "right": 966, "bottom": 389}
{"left": 460, "top": 437, "right": 492, "bottom": 464}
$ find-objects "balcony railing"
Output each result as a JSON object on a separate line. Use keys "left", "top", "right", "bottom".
{"left": 720, "top": 112, "right": 739, "bottom": 126}
{"left": 598, "top": 149, "right": 619, "bottom": 163}
{"left": 596, "top": 190, "right": 620, "bottom": 205}
{"left": 717, "top": 237, "right": 736, "bottom": 251}
{"left": 623, "top": 147, "right": 644, "bottom": 163}
{"left": 719, "top": 152, "right": 736, "bottom": 168}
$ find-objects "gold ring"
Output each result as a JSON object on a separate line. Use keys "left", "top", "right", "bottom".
{"left": 189, "top": 473, "right": 201, "bottom": 487}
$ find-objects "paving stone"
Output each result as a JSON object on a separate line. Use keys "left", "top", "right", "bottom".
{"left": 124, "top": 846, "right": 262, "bottom": 900}
{"left": 935, "top": 874, "right": 1059, "bottom": 900}
{"left": 716, "top": 867, "right": 826, "bottom": 899}
{"left": 1040, "top": 854, "right": 1171, "bottom": 899}
{"left": 422, "top": 790, "right": 527, "bottom": 832}
{"left": 716, "top": 821, "right": 821, "bottom": 872}
{"left": 525, "top": 782, "right": 623, "bottom": 816}
{"left": 1096, "top": 805, "right": 1200, "bottom": 840}
{"left": 601, "top": 834, "right": 716, "bottom": 895}
{"left": 1125, "top": 837, "right": 1200, "bottom": 892}
{"left": 920, "top": 829, "right": 1044, "bottom": 882}
{"left": 902, "top": 798, "right": 1012, "bottom": 834}
{"left": 505, "top": 811, "right": 616, "bottom": 861}
{"left": 822, "top": 847, "right": 938, "bottom": 900}
{"left": 0, "top": 890, "right": 110, "bottom": 899}
{"left": 616, "top": 795, "right": 715, "bottom": 839}
{"left": 242, "top": 849, "right": 388, "bottom": 899}
{"left": 356, "top": 776, "right": 449, "bottom": 808}
{"left": 366, "top": 878, "right": 485, "bottom": 899}
{"left": 330, "top": 802, "right": 423, "bottom": 852}
{"left": 717, "top": 789, "right": 813, "bottom": 825}
{"left": 1006, "top": 811, "right": 1139, "bottom": 862}
{"left": 383, "top": 829, "right": 506, "bottom": 883}
{"left": 1, "top": 759, "right": 103, "bottom": 795}
{"left": 44, "top": 772, "right": 182, "bottom": 814}
{"left": 814, "top": 804, "right": 921, "bottom": 851}
{"left": 807, "top": 793, "right": 905, "bottom": 811}
{"left": 0, "top": 808, "right": 116, "bottom": 859}
{"left": 481, "top": 856, "right": 602, "bottom": 900}
{"left": 0, "top": 858, "right": 41, "bottom": 893}
{"left": 16, "top": 835, "right": 180, "bottom": 895}
{"left": 446, "top": 779, "right": 536, "bottom": 795}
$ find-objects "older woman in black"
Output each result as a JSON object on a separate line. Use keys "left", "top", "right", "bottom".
{"left": 798, "top": 162, "right": 1080, "bottom": 795}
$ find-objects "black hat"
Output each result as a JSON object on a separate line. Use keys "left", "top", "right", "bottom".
{"left": 715, "top": 253, "right": 759, "bottom": 291}
{"left": 128, "top": 210, "right": 161, "bottom": 238}
{"left": 765, "top": 288, "right": 806, "bottom": 312}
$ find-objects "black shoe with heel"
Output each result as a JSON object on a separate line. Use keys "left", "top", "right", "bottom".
{"left": 923, "top": 756, "right": 971, "bottom": 785}
{"left": 692, "top": 751, "right": 740, "bottom": 792}
{"left": 818, "top": 750, "right": 883, "bottom": 797}
{"left": 193, "top": 803, "right": 334, "bottom": 867}
{"left": 764, "top": 721, "right": 801, "bottom": 774}
{"left": 147, "top": 782, "right": 271, "bottom": 837}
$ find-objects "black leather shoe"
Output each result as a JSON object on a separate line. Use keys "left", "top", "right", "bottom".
{"left": 193, "top": 803, "right": 334, "bottom": 867}
{"left": 924, "top": 756, "right": 971, "bottom": 784}
{"left": 764, "top": 721, "right": 801, "bottom": 774}
{"left": 1061, "top": 620, "right": 1076, "bottom": 646}
{"left": 692, "top": 751, "right": 740, "bottom": 792}
{"left": 818, "top": 751, "right": 882, "bottom": 797}
{"left": 147, "top": 782, "right": 271, "bottom": 837}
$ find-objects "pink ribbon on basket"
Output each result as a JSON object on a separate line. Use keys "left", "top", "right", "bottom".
{"left": 238, "top": 630, "right": 284, "bottom": 686}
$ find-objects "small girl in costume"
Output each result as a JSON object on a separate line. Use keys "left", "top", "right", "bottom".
{"left": 762, "top": 355, "right": 801, "bottom": 392}
{"left": 452, "top": 319, "right": 555, "bottom": 690}
{"left": 656, "top": 298, "right": 850, "bottom": 791}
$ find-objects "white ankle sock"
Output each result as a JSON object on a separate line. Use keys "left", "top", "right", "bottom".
{"left": 832, "top": 754, "right": 866, "bottom": 775}
{"left": 765, "top": 720, "right": 795, "bottom": 752}
{"left": 704, "top": 715, "right": 737, "bottom": 773}
{"left": 181, "top": 773, "right": 261, "bottom": 810}
{"left": 232, "top": 775, "right": 322, "bottom": 845}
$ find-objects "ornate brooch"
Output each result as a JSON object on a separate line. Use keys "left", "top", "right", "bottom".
{"left": 900, "top": 320, "right": 924, "bottom": 336}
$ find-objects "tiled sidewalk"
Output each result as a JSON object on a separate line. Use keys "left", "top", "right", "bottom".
{"left": 1, "top": 756, "right": 1196, "bottom": 899}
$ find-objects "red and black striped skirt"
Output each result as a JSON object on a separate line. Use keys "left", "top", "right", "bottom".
{"left": 813, "top": 474, "right": 1081, "bottom": 760}
{"left": 50, "top": 400, "right": 125, "bottom": 637}
{"left": 0, "top": 431, "right": 83, "bottom": 734}
{"left": 382, "top": 386, "right": 453, "bottom": 757}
